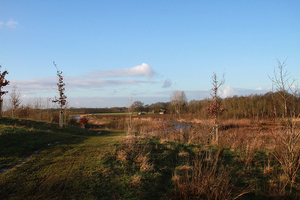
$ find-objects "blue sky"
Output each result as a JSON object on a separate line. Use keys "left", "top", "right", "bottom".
{"left": 1, "top": 0, "right": 299, "bottom": 108}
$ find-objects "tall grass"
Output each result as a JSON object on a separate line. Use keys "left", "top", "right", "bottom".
{"left": 173, "top": 151, "right": 252, "bottom": 199}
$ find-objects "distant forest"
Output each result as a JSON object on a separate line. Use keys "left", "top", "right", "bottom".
{"left": 67, "top": 91, "right": 300, "bottom": 120}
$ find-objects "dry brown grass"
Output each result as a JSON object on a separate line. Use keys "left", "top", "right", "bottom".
{"left": 84, "top": 113, "right": 300, "bottom": 198}
{"left": 114, "top": 135, "right": 154, "bottom": 173}
{"left": 173, "top": 152, "right": 253, "bottom": 200}
{"left": 116, "top": 150, "right": 128, "bottom": 162}
{"left": 43, "top": 112, "right": 300, "bottom": 198}
{"left": 131, "top": 174, "right": 143, "bottom": 186}
{"left": 270, "top": 119, "right": 300, "bottom": 195}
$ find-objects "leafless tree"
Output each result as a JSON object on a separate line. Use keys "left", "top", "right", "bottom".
{"left": 269, "top": 60, "right": 300, "bottom": 194}
{"left": 52, "top": 62, "right": 67, "bottom": 129}
{"left": 0, "top": 65, "right": 9, "bottom": 117}
{"left": 10, "top": 86, "right": 21, "bottom": 118}
{"left": 32, "top": 97, "right": 45, "bottom": 120}
{"left": 170, "top": 90, "right": 187, "bottom": 118}
{"left": 269, "top": 59, "right": 296, "bottom": 118}
{"left": 205, "top": 72, "right": 226, "bottom": 145}
{"left": 45, "top": 97, "right": 53, "bottom": 122}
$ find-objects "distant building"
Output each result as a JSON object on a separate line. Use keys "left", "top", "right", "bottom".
{"left": 159, "top": 109, "right": 166, "bottom": 114}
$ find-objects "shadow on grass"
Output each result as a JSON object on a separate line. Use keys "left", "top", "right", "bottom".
{"left": 0, "top": 117, "right": 121, "bottom": 170}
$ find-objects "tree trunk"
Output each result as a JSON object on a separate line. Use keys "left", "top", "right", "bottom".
{"left": 215, "top": 124, "right": 219, "bottom": 145}
{"left": 0, "top": 99, "right": 2, "bottom": 117}
{"left": 284, "top": 99, "right": 287, "bottom": 118}
{"left": 59, "top": 110, "right": 63, "bottom": 129}
{"left": 12, "top": 108, "right": 15, "bottom": 118}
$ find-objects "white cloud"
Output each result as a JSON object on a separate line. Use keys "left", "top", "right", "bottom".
{"left": 162, "top": 79, "right": 172, "bottom": 88}
{"left": 218, "top": 85, "right": 237, "bottom": 98}
{"left": 255, "top": 87, "right": 263, "bottom": 90}
{"left": 6, "top": 19, "right": 18, "bottom": 28}
{"left": 126, "top": 63, "right": 155, "bottom": 80}
{"left": 88, "top": 63, "right": 156, "bottom": 80}
{"left": 0, "top": 21, "right": 3, "bottom": 28}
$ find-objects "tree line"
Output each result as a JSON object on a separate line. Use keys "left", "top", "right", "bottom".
{"left": 127, "top": 91, "right": 299, "bottom": 120}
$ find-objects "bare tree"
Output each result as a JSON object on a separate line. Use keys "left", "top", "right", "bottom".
{"left": 52, "top": 62, "right": 67, "bottom": 129}
{"left": 269, "top": 60, "right": 300, "bottom": 194}
{"left": 170, "top": 90, "right": 187, "bottom": 117}
{"left": 269, "top": 59, "right": 295, "bottom": 118}
{"left": 32, "top": 97, "right": 45, "bottom": 120}
{"left": 10, "top": 86, "right": 21, "bottom": 118}
{"left": 205, "top": 72, "right": 225, "bottom": 145}
{"left": 45, "top": 97, "right": 53, "bottom": 122}
{"left": 0, "top": 65, "right": 9, "bottom": 117}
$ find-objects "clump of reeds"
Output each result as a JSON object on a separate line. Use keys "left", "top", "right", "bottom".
{"left": 270, "top": 118, "right": 300, "bottom": 195}
{"left": 115, "top": 136, "right": 154, "bottom": 172}
{"left": 225, "top": 128, "right": 261, "bottom": 168}
{"left": 173, "top": 151, "right": 253, "bottom": 200}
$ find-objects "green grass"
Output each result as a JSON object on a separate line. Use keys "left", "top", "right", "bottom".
{"left": 0, "top": 117, "right": 127, "bottom": 199}
{"left": 0, "top": 117, "right": 99, "bottom": 169}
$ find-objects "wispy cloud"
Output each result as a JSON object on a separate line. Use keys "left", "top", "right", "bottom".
{"left": 5, "top": 19, "right": 18, "bottom": 28}
{"left": 7, "top": 64, "right": 158, "bottom": 97}
{"left": 66, "top": 78, "right": 149, "bottom": 89}
{"left": 0, "top": 19, "right": 18, "bottom": 29}
{"left": 88, "top": 63, "right": 156, "bottom": 80}
{"left": 8, "top": 77, "right": 57, "bottom": 96}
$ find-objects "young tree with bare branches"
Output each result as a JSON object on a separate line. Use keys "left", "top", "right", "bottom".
{"left": 269, "top": 60, "right": 300, "bottom": 194}
{"left": 269, "top": 59, "right": 296, "bottom": 118}
{"left": 170, "top": 90, "right": 187, "bottom": 118}
{"left": 52, "top": 62, "right": 67, "bottom": 129}
{"left": 0, "top": 65, "right": 9, "bottom": 117}
{"left": 205, "top": 72, "right": 226, "bottom": 145}
{"left": 10, "top": 86, "right": 21, "bottom": 118}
